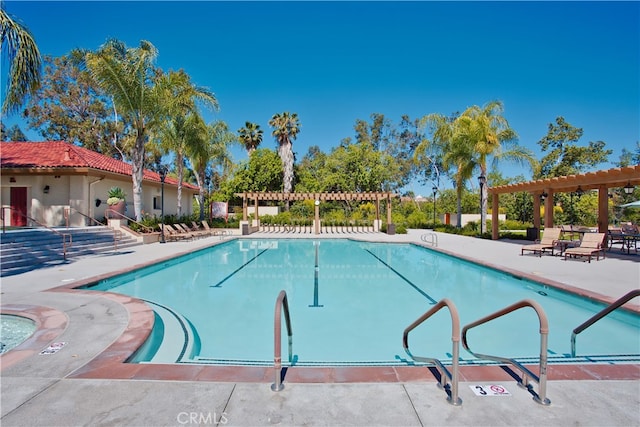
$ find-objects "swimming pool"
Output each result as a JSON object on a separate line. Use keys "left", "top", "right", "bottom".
{"left": 0, "top": 314, "right": 36, "bottom": 354}
{"left": 87, "top": 239, "right": 640, "bottom": 366}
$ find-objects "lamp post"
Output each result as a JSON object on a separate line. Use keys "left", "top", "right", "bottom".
{"left": 432, "top": 186, "right": 437, "bottom": 226}
{"left": 478, "top": 174, "right": 486, "bottom": 234}
{"left": 159, "top": 168, "right": 166, "bottom": 244}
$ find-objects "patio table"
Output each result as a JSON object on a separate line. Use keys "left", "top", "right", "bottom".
{"left": 608, "top": 232, "right": 640, "bottom": 254}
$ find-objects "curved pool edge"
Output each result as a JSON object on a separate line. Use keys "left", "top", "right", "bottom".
{"left": 38, "top": 237, "right": 639, "bottom": 384}
{"left": 0, "top": 304, "right": 68, "bottom": 371}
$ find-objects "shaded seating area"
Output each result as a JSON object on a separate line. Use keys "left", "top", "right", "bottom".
{"left": 521, "top": 227, "right": 562, "bottom": 257}
{"left": 564, "top": 233, "right": 606, "bottom": 263}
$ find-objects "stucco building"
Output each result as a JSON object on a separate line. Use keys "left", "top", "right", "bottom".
{"left": 1, "top": 141, "right": 199, "bottom": 228}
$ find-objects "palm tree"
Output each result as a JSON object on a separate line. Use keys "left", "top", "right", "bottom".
{"left": 237, "top": 121, "right": 263, "bottom": 156}
{"left": 86, "top": 40, "right": 217, "bottom": 221}
{"left": 187, "top": 120, "right": 235, "bottom": 221}
{"left": 416, "top": 112, "right": 475, "bottom": 228}
{"left": 154, "top": 70, "right": 218, "bottom": 216}
{"left": 458, "top": 101, "right": 536, "bottom": 232}
{"left": 268, "top": 112, "right": 300, "bottom": 208}
{"left": 1, "top": 7, "right": 42, "bottom": 113}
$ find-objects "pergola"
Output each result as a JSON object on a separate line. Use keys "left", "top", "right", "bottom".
{"left": 488, "top": 165, "right": 640, "bottom": 240}
{"left": 234, "top": 191, "right": 399, "bottom": 234}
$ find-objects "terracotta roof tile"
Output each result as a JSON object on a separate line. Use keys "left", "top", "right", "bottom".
{"left": 1, "top": 141, "right": 198, "bottom": 190}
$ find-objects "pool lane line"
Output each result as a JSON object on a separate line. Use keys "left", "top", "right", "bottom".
{"left": 210, "top": 249, "right": 270, "bottom": 287}
{"left": 365, "top": 249, "right": 437, "bottom": 304}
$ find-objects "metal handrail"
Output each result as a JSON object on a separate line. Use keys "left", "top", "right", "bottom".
{"left": 571, "top": 289, "right": 640, "bottom": 357}
{"left": 104, "top": 208, "right": 155, "bottom": 233}
{"left": 271, "top": 290, "right": 293, "bottom": 392}
{"left": 1, "top": 206, "right": 72, "bottom": 260}
{"left": 461, "top": 299, "right": 551, "bottom": 405}
{"left": 421, "top": 232, "right": 438, "bottom": 247}
{"left": 403, "top": 298, "right": 462, "bottom": 406}
{"left": 64, "top": 207, "right": 105, "bottom": 227}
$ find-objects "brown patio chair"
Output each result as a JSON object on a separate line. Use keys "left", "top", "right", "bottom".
{"left": 165, "top": 224, "right": 195, "bottom": 240}
{"left": 521, "top": 227, "right": 562, "bottom": 257}
{"left": 178, "top": 223, "right": 209, "bottom": 238}
{"left": 564, "top": 233, "right": 606, "bottom": 263}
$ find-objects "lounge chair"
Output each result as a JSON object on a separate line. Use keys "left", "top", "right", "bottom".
{"left": 564, "top": 233, "right": 606, "bottom": 263}
{"left": 165, "top": 224, "right": 195, "bottom": 240}
{"left": 178, "top": 223, "right": 209, "bottom": 238}
{"left": 521, "top": 227, "right": 562, "bottom": 257}
{"left": 160, "top": 224, "right": 186, "bottom": 242}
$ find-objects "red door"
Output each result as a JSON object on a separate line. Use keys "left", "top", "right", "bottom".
{"left": 10, "top": 187, "right": 27, "bottom": 226}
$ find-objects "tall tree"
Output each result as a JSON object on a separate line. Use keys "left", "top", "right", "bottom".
{"left": 0, "top": 7, "right": 41, "bottom": 113}
{"left": 269, "top": 111, "right": 300, "bottom": 208}
{"left": 25, "top": 52, "right": 122, "bottom": 156}
{"left": 536, "top": 116, "right": 611, "bottom": 178}
{"left": 416, "top": 112, "right": 474, "bottom": 228}
{"left": 237, "top": 121, "right": 263, "bottom": 156}
{"left": 617, "top": 142, "right": 640, "bottom": 167}
{"left": 85, "top": 39, "right": 160, "bottom": 221}
{"left": 187, "top": 120, "right": 235, "bottom": 220}
{"left": 153, "top": 70, "right": 219, "bottom": 216}
{"left": 457, "top": 101, "right": 535, "bottom": 233}
{"left": 1, "top": 122, "right": 26, "bottom": 141}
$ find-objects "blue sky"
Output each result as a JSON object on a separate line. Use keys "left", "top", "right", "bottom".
{"left": 2, "top": 1, "right": 639, "bottom": 195}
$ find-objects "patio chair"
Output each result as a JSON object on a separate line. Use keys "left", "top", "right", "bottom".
{"left": 178, "top": 223, "right": 209, "bottom": 238}
{"left": 521, "top": 227, "right": 562, "bottom": 257}
{"left": 160, "top": 224, "right": 185, "bottom": 242}
{"left": 165, "top": 224, "right": 195, "bottom": 240}
{"left": 564, "top": 233, "right": 606, "bottom": 263}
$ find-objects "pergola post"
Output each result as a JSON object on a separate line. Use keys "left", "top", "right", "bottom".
{"left": 314, "top": 198, "right": 320, "bottom": 235}
{"left": 597, "top": 184, "right": 609, "bottom": 235}
{"left": 242, "top": 195, "right": 248, "bottom": 221}
{"left": 491, "top": 193, "right": 499, "bottom": 240}
{"left": 544, "top": 189, "right": 554, "bottom": 229}
{"left": 533, "top": 192, "right": 542, "bottom": 239}
{"left": 253, "top": 195, "right": 259, "bottom": 226}
{"left": 386, "top": 193, "right": 394, "bottom": 234}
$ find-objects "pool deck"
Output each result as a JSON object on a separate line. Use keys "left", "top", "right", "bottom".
{"left": 1, "top": 229, "right": 639, "bottom": 426}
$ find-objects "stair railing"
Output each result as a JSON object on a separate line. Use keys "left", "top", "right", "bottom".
{"left": 1, "top": 207, "right": 72, "bottom": 260}
{"left": 403, "top": 298, "right": 462, "bottom": 406}
{"left": 65, "top": 207, "right": 125, "bottom": 252}
{"left": 461, "top": 299, "right": 551, "bottom": 405}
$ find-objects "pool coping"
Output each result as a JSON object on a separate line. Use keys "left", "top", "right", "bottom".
{"left": 3, "top": 236, "right": 639, "bottom": 383}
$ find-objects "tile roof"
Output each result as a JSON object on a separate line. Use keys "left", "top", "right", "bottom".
{"left": 1, "top": 141, "right": 198, "bottom": 190}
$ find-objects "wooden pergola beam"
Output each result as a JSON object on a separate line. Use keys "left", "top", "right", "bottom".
{"left": 487, "top": 165, "right": 640, "bottom": 240}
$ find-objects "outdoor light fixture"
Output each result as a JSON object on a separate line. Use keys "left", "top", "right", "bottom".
{"left": 540, "top": 191, "right": 548, "bottom": 202}
{"left": 575, "top": 186, "right": 584, "bottom": 197}
{"left": 477, "top": 175, "right": 486, "bottom": 234}
{"left": 432, "top": 185, "right": 438, "bottom": 226}
{"left": 623, "top": 182, "right": 634, "bottom": 195}
{"left": 43, "top": 185, "right": 50, "bottom": 194}
{"left": 159, "top": 168, "right": 167, "bottom": 244}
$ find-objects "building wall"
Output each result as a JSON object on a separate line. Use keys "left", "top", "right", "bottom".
{"left": 1, "top": 173, "right": 196, "bottom": 227}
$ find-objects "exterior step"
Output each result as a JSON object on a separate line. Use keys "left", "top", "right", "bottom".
{"left": 0, "top": 226, "right": 142, "bottom": 277}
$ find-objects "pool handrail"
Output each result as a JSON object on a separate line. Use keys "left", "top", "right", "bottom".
{"left": 461, "top": 299, "right": 551, "bottom": 405}
{"left": 402, "top": 298, "right": 462, "bottom": 406}
{"left": 571, "top": 289, "right": 640, "bottom": 357}
{"left": 420, "top": 232, "right": 438, "bottom": 247}
{"left": 271, "top": 290, "right": 293, "bottom": 392}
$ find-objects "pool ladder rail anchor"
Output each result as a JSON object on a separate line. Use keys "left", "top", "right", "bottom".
{"left": 461, "top": 299, "right": 551, "bottom": 406}
{"left": 403, "top": 298, "right": 462, "bottom": 406}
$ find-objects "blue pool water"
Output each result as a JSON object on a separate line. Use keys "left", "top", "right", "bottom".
{"left": 1, "top": 315, "right": 36, "bottom": 354}
{"left": 87, "top": 239, "right": 640, "bottom": 366}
